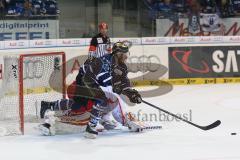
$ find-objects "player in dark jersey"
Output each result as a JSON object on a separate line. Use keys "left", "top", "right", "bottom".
{"left": 78, "top": 42, "right": 142, "bottom": 138}
{"left": 37, "top": 42, "right": 144, "bottom": 138}
{"left": 88, "top": 22, "right": 111, "bottom": 58}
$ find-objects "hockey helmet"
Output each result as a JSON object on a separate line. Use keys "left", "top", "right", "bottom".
{"left": 112, "top": 42, "right": 129, "bottom": 54}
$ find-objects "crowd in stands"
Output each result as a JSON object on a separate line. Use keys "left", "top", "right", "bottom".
{"left": 144, "top": 0, "right": 240, "bottom": 35}
{"left": 0, "top": 0, "right": 59, "bottom": 18}
{"left": 145, "top": 0, "right": 240, "bottom": 19}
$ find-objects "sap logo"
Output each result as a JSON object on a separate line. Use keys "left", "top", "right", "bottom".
{"left": 0, "top": 32, "right": 50, "bottom": 40}
{"left": 212, "top": 50, "right": 240, "bottom": 73}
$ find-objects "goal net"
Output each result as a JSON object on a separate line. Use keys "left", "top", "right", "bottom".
{"left": 0, "top": 52, "right": 66, "bottom": 136}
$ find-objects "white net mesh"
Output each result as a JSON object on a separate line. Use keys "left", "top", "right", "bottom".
{"left": 0, "top": 53, "right": 65, "bottom": 136}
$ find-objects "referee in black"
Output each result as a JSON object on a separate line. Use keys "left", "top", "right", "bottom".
{"left": 88, "top": 22, "right": 112, "bottom": 58}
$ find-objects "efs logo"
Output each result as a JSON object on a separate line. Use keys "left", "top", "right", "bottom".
{"left": 171, "top": 49, "right": 210, "bottom": 73}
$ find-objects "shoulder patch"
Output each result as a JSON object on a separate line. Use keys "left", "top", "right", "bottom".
{"left": 97, "top": 38, "right": 103, "bottom": 43}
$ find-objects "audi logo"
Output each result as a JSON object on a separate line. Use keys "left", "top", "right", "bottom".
{"left": 23, "top": 60, "right": 44, "bottom": 79}
{"left": 127, "top": 55, "right": 161, "bottom": 73}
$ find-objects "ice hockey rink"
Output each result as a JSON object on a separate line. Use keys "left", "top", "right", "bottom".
{"left": 0, "top": 83, "right": 240, "bottom": 160}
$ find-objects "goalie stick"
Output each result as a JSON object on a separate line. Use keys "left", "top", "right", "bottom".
{"left": 142, "top": 100, "right": 221, "bottom": 131}
{"left": 136, "top": 125, "right": 162, "bottom": 132}
{"left": 97, "top": 125, "right": 162, "bottom": 132}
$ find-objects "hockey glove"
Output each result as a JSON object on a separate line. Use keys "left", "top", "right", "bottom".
{"left": 123, "top": 89, "right": 142, "bottom": 104}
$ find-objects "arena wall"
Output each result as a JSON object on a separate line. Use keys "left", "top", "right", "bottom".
{"left": 0, "top": 36, "right": 240, "bottom": 87}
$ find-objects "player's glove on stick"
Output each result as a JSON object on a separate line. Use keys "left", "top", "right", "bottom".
{"left": 123, "top": 89, "right": 142, "bottom": 104}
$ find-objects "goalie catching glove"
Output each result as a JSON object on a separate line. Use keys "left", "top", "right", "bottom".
{"left": 122, "top": 89, "right": 142, "bottom": 104}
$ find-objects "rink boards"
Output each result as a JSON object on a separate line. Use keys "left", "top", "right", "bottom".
{"left": 0, "top": 36, "right": 240, "bottom": 87}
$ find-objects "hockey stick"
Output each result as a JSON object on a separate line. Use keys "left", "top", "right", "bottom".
{"left": 137, "top": 125, "right": 162, "bottom": 132}
{"left": 142, "top": 100, "right": 221, "bottom": 131}
{"left": 97, "top": 125, "right": 162, "bottom": 132}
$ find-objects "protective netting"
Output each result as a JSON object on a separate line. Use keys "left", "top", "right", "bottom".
{"left": 0, "top": 53, "right": 65, "bottom": 136}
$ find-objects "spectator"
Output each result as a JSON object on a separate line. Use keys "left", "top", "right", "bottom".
{"left": 24, "top": 0, "right": 32, "bottom": 17}
{"left": 200, "top": 0, "right": 217, "bottom": 13}
{"left": 231, "top": 0, "right": 240, "bottom": 16}
{"left": 15, "top": 2, "right": 24, "bottom": 16}
{"left": 172, "top": 0, "right": 187, "bottom": 13}
{"left": 6, "top": 0, "right": 18, "bottom": 16}
{"left": 145, "top": 0, "right": 160, "bottom": 19}
{"left": 155, "top": 0, "right": 174, "bottom": 16}
{"left": 0, "top": 0, "right": 5, "bottom": 18}
{"left": 32, "top": 0, "right": 44, "bottom": 15}
{"left": 187, "top": 0, "right": 201, "bottom": 35}
{"left": 200, "top": 0, "right": 225, "bottom": 35}
{"left": 216, "top": 0, "right": 235, "bottom": 18}
{"left": 156, "top": 0, "right": 179, "bottom": 31}
{"left": 42, "top": 0, "right": 59, "bottom": 15}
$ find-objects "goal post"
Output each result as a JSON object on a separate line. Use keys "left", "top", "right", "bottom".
{"left": 0, "top": 52, "right": 66, "bottom": 135}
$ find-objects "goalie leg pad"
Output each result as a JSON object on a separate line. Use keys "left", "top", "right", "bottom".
{"left": 37, "top": 110, "right": 58, "bottom": 136}
{"left": 37, "top": 123, "right": 56, "bottom": 136}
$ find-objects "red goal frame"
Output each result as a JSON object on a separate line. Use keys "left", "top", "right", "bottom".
{"left": 18, "top": 52, "right": 66, "bottom": 134}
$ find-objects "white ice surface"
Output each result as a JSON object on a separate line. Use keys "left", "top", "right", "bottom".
{"left": 0, "top": 84, "right": 240, "bottom": 160}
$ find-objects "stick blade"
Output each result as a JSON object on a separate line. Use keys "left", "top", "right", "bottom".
{"left": 200, "top": 120, "right": 221, "bottom": 131}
